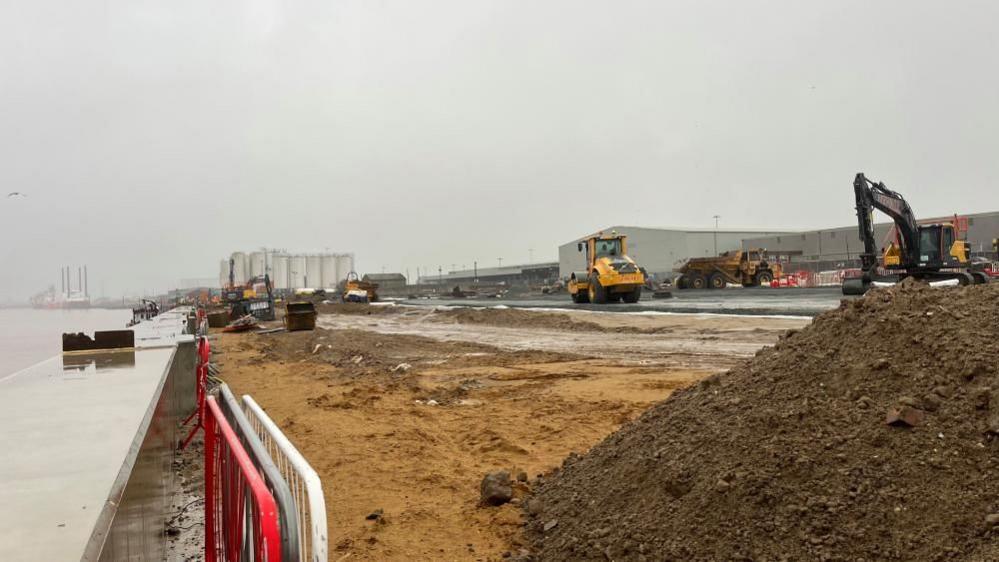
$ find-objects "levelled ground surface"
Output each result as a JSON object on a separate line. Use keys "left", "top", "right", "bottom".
{"left": 216, "top": 306, "right": 806, "bottom": 561}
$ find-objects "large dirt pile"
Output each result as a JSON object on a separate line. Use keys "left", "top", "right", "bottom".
{"left": 525, "top": 282, "right": 999, "bottom": 561}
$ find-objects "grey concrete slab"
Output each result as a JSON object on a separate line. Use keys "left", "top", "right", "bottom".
{"left": 0, "top": 348, "right": 174, "bottom": 561}
{"left": 0, "top": 307, "right": 196, "bottom": 562}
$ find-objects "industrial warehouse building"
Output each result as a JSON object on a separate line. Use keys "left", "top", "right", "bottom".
{"left": 418, "top": 262, "right": 560, "bottom": 287}
{"left": 562, "top": 211, "right": 999, "bottom": 281}
{"left": 362, "top": 273, "right": 408, "bottom": 293}
{"left": 558, "top": 226, "right": 796, "bottom": 280}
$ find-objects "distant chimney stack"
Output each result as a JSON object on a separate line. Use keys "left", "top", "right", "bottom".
{"left": 84, "top": 265, "right": 88, "bottom": 297}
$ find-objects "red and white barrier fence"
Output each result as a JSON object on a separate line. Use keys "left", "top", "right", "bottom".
{"left": 191, "top": 326, "right": 325, "bottom": 561}
{"left": 205, "top": 395, "right": 282, "bottom": 562}
{"left": 768, "top": 268, "right": 868, "bottom": 288}
{"left": 242, "top": 395, "right": 328, "bottom": 562}
{"left": 180, "top": 336, "right": 211, "bottom": 450}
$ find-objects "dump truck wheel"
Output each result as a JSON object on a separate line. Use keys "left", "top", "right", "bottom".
{"left": 622, "top": 287, "right": 641, "bottom": 303}
{"left": 676, "top": 276, "right": 688, "bottom": 289}
{"left": 688, "top": 274, "right": 706, "bottom": 290}
{"left": 708, "top": 273, "right": 726, "bottom": 289}
{"left": 588, "top": 274, "right": 608, "bottom": 304}
{"left": 755, "top": 270, "right": 774, "bottom": 286}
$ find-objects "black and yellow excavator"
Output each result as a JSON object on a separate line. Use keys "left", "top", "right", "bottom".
{"left": 843, "top": 172, "right": 990, "bottom": 295}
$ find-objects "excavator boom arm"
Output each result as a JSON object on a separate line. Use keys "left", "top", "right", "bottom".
{"left": 853, "top": 173, "right": 920, "bottom": 272}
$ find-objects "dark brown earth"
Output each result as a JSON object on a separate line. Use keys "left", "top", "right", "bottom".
{"left": 435, "top": 307, "right": 608, "bottom": 332}
{"left": 435, "top": 307, "right": 679, "bottom": 334}
{"left": 525, "top": 282, "right": 999, "bottom": 562}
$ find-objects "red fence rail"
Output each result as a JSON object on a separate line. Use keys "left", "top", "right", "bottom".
{"left": 180, "top": 336, "right": 210, "bottom": 449}
{"left": 205, "top": 396, "right": 282, "bottom": 562}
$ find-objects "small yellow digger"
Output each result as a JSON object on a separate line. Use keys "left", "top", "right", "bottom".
{"left": 568, "top": 231, "right": 646, "bottom": 304}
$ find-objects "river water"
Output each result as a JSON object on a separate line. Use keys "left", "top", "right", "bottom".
{"left": 0, "top": 308, "right": 132, "bottom": 378}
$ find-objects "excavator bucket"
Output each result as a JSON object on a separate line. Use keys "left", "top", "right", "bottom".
{"left": 842, "top": 277, "right": 870, "bottom": 295}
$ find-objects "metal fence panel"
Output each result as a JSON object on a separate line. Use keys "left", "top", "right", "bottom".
{"left": 205, "top": 396, "right": 281, "bottom": 561}
{"left": 242, "top": 395, "right": 328, "bottom": 562}
{"left": 217, "top": 384, "right": 301, "bottom": 562}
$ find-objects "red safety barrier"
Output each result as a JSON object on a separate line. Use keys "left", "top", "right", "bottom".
{"left": 205, "top": 396, "right": 282, "bottom": 562}
{"left": 180, "top": 336, "right": 210, "bottom": 450}
{"left": 769, "top": 275, "right": 800, "bottom": 288}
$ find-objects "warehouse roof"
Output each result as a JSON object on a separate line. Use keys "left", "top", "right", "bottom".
{"left": 362, "top": 273, "right": 407, "bottom": 282}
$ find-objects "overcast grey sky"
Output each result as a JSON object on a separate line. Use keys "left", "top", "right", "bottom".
{"left": 1, "top": 1, "right": 997, "bottom": 299}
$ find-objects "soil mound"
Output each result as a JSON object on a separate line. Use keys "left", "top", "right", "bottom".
{"left": 525, "top": 283, "right": 999, "bottom": 561}
{"left": 435, "top": 307, "right": 679, "bottom": 335}
{"left": 315, "top": 302, "right": 402, "bottom": 315}
{"left": 437, "top": 307, "right": 607, "bottom": 332}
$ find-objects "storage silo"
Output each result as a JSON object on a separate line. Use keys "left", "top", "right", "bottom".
{"left": 335, "top": 254, "right": 354, "bottom": 283}
{"left": 271, "top": 254, "right": 290, "bottom": 290}
{"left": 230, "top": 252, "right": 248, "bottom": 285}
{"left": 320, "top": 255, "right": 338, "bottom": 289}
{"left": 249, "top": 252, "right": 266, "bottom": 278}
{"left": 289, "top": 255, "right": 307, "bottom": 289}
{"left": 305, "top": 255, "right": 323, "bottom": 288}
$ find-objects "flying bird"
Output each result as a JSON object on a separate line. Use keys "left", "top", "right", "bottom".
{"left": 7, "top": 192, "right": 27, "bottom": 198}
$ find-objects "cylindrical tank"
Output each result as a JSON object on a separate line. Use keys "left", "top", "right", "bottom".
{"left": 289, "top": 255, "right": 307, "bottom": 289}
{"left": 305, "top": 255, "right": 323, "bottom": 289}
{"left": 219, "top": 259, "right": 229, "bottom": 288}
{"left": 249, "top": 252, "right": 266, "bottom": 278}
{"left": 230, "top": 252, "right": 248, "bottom": 285}
{"left": 271, "top": 254, "right": 290, "bottom": 290}
{"left": 335, "top": 254, "right": 354, "bottom": 285}
{"left": 320, "top": 255, "right": 338, "bottom": 289}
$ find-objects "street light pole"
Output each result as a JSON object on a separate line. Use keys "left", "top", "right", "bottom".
{"left": 713, "top": 215, "right": 721, "bottom": 255}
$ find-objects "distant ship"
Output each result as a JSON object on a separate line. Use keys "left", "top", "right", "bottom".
{"left": 63, "top": 292, "right": 92, "bottom": 309}
{"left": 32, "top": 266, "right": 93, "bottom": 309}
{"left": 29, "top": 286, "right": 91, "bottom": 309}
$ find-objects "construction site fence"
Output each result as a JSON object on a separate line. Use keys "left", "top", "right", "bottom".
{"left": 180, "top": 336, "right": 211, "bottom": 449}
{"left": 242, "top": 395, "right": 328, "bottom": 562}
{"left": 205, "top": 396, "right": 282, "bottom": 562}
{"left": 770, "top": 268, "right": 872, "bottom": 288}
{"left": 217, "top": 384, "right": 302, "bottom": 562}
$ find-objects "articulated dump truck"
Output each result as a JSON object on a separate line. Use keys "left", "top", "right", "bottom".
{"left": 675, "top": 249, "right": 780, "bottom": 289}
{"left": 568, "top": 231, "right": 645, "bottom": 304}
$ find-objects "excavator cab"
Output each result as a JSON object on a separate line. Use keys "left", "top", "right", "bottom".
{"left": 886, "top": 223, "right": 966, "bottom": 269}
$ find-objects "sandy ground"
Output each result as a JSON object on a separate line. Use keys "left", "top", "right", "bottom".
{"left": 215, "top": 306, "right": 807, "bottom": 561}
